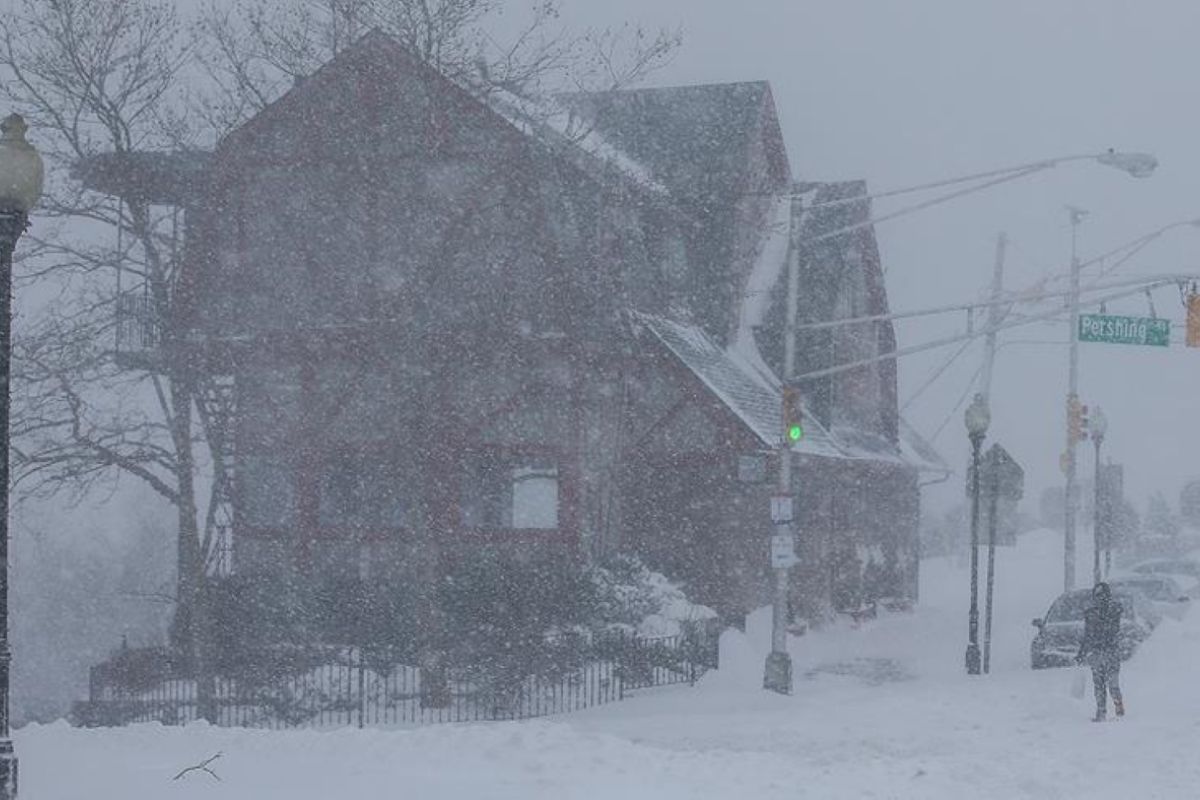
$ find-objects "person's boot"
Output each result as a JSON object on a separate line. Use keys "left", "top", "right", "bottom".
{"left": 1092, "top": 708, "right": 1107, "bottom": 722}
{"left": 1114, "top": 698, "right": 1125, "bottom": 717}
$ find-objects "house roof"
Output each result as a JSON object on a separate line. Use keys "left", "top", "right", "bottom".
{"left": 482, "top": 88, "right": 671, "bottom": 198}
{"left": 73, "top": 151, "right": 211, "bottom": 205}
{"left": 558, "top": 81, "right": 788, "bottom": 206}
{"left": 634, "top": 311, "right": 856, "bottom": 459}
{"left": 634, "top": 311, "right": 947, "bottom": 473}
{"left": 72, "top": 33, "right": 784, "bottom": 218}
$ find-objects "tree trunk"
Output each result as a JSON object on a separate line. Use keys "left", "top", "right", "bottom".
{"left": 168, "top": 373, "right": 215, "bottom": 722}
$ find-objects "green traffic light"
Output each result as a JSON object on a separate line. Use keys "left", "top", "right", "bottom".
{"left": 787, "top": 424, "right": 804, "bottom": 442}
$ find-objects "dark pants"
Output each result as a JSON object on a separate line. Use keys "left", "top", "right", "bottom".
{"left": 1091, "top": 654, "right": 1123, "bottom": 714}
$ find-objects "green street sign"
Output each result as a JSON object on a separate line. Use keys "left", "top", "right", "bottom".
{"left": 1079, "top": 313, "right": 1170, "bottom": 347}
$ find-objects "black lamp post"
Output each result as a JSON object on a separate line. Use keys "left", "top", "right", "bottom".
{"left": 0, "top": 112, "right": 45, "bottom": 800}
{"left": 964, "top": 393, "right": 990, "bottom": 676}
{"left": 1090, "top": 407, "right": 1108, "bottom": 586}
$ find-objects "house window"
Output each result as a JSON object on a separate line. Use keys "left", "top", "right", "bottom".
{"left": 462, "top": 455, "right": 559, "bottom": 530}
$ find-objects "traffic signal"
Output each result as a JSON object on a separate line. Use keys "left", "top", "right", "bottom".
{"left": 1187, "top": 291, "right": 1200, "bottom": 348}
{"left": 1067, "top": 395, "right": 1089, "bottom": 445}
{"left": 782, "top": 386, "right": 804, "bottom": 444}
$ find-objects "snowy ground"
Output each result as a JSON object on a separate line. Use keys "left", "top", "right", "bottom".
{"left": 23, "top": 529, "right": 1200, "bottom": 799}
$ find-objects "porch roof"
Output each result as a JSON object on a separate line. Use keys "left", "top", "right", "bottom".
{"left": 634, "top": 311, "right": 948, "bottom": 474}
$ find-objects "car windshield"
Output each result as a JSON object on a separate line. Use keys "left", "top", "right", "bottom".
{"left": 1047, "top": 592, "right": 1134, "bottom": 622}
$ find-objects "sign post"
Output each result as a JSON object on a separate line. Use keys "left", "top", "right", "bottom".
{"left": 981, "top": 443, "right": 1023, "bottom": 673}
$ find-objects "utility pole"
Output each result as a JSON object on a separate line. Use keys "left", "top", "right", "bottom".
{"left": 1064, "top": 207, "right": 1087, "bottom": 592}
{"left": 764, "top": 197, "right": 803, "bottom": 695}
{"left": 979, "top": 233, "right": 1008, "bottom": 402}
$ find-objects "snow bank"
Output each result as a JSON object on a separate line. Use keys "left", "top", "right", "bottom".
{"left": 28, "top": 528, "right": 1200, "bottom": 798}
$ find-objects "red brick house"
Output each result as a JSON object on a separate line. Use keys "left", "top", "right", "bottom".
{"left": 82, "top": 30, "right": 944, "bottom": 627}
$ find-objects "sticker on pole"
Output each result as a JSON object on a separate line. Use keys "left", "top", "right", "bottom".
{"left": 771, "top": 533, "right": 797, "bottom": 569}
{"left": 770, "top": 495, "right": 794, "bottom": 524}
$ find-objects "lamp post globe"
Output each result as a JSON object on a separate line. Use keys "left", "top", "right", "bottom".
{"left": 964, "top": 393, "right": 989, "bottom": 675}
{"left": 964, "top": 393, "right": 991, "bottom": 439}
{"left": 0, "top": 111, "right": 43, "bottom": 800}
{"left": 0, "top": 114, "right": 44, "bottom": 215}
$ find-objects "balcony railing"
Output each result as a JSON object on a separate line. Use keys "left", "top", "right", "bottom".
{"left": 114, "top": 293, "right": 161, "bottom": 368}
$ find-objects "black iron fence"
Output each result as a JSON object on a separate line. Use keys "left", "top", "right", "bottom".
{"left": 75, "top": 627, "right": 720, "bottom": 729}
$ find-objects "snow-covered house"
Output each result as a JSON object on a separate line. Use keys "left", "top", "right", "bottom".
{"left": 81, "top": 30, "right": 945, "bottom": 628}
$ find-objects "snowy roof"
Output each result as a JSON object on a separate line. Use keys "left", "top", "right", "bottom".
{"left": 483, "top": 89, "right": 670, "bottom": 198}
{"left": 635, "top": 311, "right": 947, "bottom": 472}
{"left": 635, "top": 311, "right": 952, "bottom": 474}
{"left": 557, "top": 81, "right": 787, "bottom": 205}
{"left": 898, "top": 419, "right": 951, "bottom": 475}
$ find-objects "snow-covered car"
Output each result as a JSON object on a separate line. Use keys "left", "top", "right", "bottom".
{"left": 1129, "top": 558, "right": 1200, "bottom": 595}
{"left": 1109, "top": 575, "right": 1191, "bottom": 621}
{"left": 1030, "top": 589, "right": 1152, "bottom": 670}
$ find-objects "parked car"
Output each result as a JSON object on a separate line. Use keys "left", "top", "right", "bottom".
{"left": 1109, "top": 575, "right": 1190, "bottom": 621}
{"left": 1030, "top": 589, "right": 1153, "bottom": 670}
{"left": 1129, "top": 558, "right": 1200, "bottom": 595}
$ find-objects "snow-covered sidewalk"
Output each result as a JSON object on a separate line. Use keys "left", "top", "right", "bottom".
{"left": 23, "top": 529, "right": 1200, "bottom": 798}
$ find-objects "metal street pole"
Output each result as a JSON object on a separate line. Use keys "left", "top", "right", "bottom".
{"left": 964, "top": 394, "right": 989, "bottom": 675}
{"left": 0, "top": 211, "right": 19, "bottom": 799}
{"left": 1063, "top": 207, "right": 1087, "bottom": 593}
{"left": 1091, "top": 407, "right": 1108, "bottom": 586}
{"left": 966, "top": 431, "right": 983, "bottom": 675}
{"left": 0, "top": 111, "right": 43, "bottom": 800}
{"left": 982, "top": 450, "right": 1000, "bottom": 674}
{"left": 764, "top": 197, "right": 803, "bottom": 695}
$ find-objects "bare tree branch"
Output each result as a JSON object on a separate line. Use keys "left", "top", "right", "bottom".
{"left": 172, "top": 752, "right": 222, "bottom": 782}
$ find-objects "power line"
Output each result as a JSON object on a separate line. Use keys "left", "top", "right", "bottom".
{"left": 788, "top": 277, "right": 1190, "bottom": 385}
{"left": 901, "top": 337, "right": 976, "bottom": 413}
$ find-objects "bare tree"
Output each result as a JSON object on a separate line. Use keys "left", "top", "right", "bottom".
{"left": 0, "top": 0, "right": 219, "bottom": 714}
{"left": 194, "top": 0, "right": 680, "bottom": 137}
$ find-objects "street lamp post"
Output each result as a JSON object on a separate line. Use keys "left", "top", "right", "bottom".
{"left": 0, "top": 112, "right": 45, "bottom": 800}
{"left": 1091, "top": 407, "right": 1108, "bottom": 586}
{"left": 964, "top": 393, "right": 990, "bottom": 676}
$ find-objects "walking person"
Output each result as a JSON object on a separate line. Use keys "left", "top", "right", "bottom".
{"left": 1076, "top": 582, "right": 1125, "bottom": 722}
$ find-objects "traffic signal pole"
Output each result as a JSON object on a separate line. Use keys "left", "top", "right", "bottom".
{"left": 763, "top": 197, "right": 803, "bottom": 695}
{"left": 1064, "top": 207, "right": 1086, "bottom": 592}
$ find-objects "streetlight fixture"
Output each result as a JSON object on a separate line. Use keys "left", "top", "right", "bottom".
{"left": 1094, "top": 151, "right": 1158, "bottom": 179}
{"left": 964, "top": 393, "right": 990, "bottom": 676}
{"left": 0, "top": 112, "right": 44, "bottom": 800}
{"left": 1090, "top": 407, "right": 1109, "bottom": 586}
{"left": 788, "top": 150, "right": 1158, "bottom": 249}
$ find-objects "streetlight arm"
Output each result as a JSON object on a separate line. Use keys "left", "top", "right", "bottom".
{"left": 801, "top": 152, "right": 1152, "bottom": 212}
{"left": 797, "top": 166, "right": 1046, "bottom": 249}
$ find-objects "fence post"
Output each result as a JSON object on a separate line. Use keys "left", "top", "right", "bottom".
{"left": 357, "top": 648, "right": 366, "bottom": 729}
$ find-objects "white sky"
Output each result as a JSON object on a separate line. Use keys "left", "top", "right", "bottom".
{"left": 553, "top": 0, "right": 1200, "bottom": 513}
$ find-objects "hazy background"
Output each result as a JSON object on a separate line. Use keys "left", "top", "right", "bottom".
{"left": 552, "top": 0, "right": 1200, "bottom": 514}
